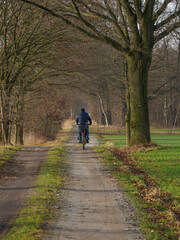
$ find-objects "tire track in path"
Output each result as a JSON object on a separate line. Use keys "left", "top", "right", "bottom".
{"left": 44, "top": 128, "right": 145, "bottom": 240}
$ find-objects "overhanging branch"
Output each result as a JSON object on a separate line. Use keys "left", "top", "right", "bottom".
{"left": 154, "top": 0, "right": 172, "bottom": 20}
{"left": 19, "top": 0, "right": 128, "bottom": 53}
{"left": 154, "top": 21, "right": 180, "bottom": 43}
{"left": 154, "top": 10, "right": 180, "bottom": 31}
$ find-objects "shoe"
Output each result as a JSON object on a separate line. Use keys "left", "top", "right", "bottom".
{"left": 79, "top": 140, "right": 82, "bottom": 143}
{"left": 87, "top": 139, "right": 89, "bottom": 143}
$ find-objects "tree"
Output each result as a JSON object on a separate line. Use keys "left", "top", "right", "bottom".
{"left": 0, "top": 1, "right": 69, "bottom": 144}
{"left": 148, "top": 37, "right": 180, "bottom": 128}
{"left": 23, "top": 83, "right": 69, "bottom": 142}
{"left": 0, "top": 1, "right": 47, "bottom": 144}
{"left": 48, "top": 33, "right": 126, "bottom": 127}
{"left": 19, "top": 0, "right": 180, "bottom": 145}
{"left": 66, "top": 39, "right": 125, "bottom": 127}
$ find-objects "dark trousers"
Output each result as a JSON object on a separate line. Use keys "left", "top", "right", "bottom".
{"left": 78, "top": 125, "right": 89, "bottom": 140}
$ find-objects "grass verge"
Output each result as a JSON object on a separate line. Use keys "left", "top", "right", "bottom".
{"left": 2, "top": 146, "right": 67, "bottom": 240}
{"left": 0, "top": 146, "right": 23, "bottom": 173}
{"left": 95, "top": 145, "right": 180, "bottom": 240}
{"left": 96, "top": 133, "right": 180, "bottom": 147}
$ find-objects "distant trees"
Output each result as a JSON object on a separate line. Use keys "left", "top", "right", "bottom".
{"left": 19, "top": 0, "right": 180, "bottom": 146}
{"left": 23, "top": 84, "right": 70, "bottom": 142}
{"left": 73, "top": 40, "right": 125, "bottom": 127}
{"left": 149, "top": 38, "right": 180, "bottom": 129}
{"left": 58, "top": 37, "right": 126, "bottom": 127}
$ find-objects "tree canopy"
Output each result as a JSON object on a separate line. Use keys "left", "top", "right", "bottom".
{"left": 18, "top": 0, "right": 180, "bottom": 145}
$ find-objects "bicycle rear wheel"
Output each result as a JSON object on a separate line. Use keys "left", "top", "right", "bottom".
{"left": 83, "top": 142, "right": 85, "bottom": 150}
{"left": 82, "top": 134, "right": 86, "bottom": 150}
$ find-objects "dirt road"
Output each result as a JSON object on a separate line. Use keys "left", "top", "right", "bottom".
{"left": 43, "top": 129, "right": 145, "bottom": 240}
{"left": 0, "top": 147, "right": 49, "bottom": 238}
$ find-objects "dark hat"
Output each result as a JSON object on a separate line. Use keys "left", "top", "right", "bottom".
{"left": 81, "top": 108, "right": 85, "bottom": 112}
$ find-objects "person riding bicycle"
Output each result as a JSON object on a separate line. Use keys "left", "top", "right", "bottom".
{"left": 76, "top": 108, "right": 92, "bottom": 143}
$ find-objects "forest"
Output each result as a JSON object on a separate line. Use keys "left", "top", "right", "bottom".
{"left": 0, "top": 1, "right": 180, "bottom": 240}
{"left": 0, "top": 0, "right": 179, "bottom": 145}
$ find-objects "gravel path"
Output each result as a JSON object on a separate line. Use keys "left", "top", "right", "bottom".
{"left": 43, "top": 128, "right": 145, "bottom": 240}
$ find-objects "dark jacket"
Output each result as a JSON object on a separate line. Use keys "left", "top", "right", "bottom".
{"left": 76, "top": 111, "right": 92, "bottom": 125}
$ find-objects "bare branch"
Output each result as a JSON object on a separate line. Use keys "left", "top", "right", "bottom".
{"left": 143, "top": 0, "right": 155, "bottom": 18}
{"left": 154, "top": 21, "right": 180, "bottom": 43}
{"left": 134, "top": 0, "right": 143, "bottom": 19}
{"left": 116, "top": 0, "right": 130, "bottom": 43}
{"left": 154, "top": 10, "right": 180, "bottom": 30}
{"left": 120, "top": 0, "right": 141, "bottom": 45}
{"left": 154, "top": 0, "right": 173, "bottom": 19}
{"left": 19, "top": 0, "right": 128, "bottom": 52}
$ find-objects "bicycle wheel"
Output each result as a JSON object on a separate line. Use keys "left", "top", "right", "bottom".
{"left": 82, "top": 134, "right": 86, "bottom": 150}
{"left": 83, "top": 142, "right": 85, "bottom": 150}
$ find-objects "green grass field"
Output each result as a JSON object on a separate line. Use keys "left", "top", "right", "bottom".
{"left": 95, "top": 131, "right": 180, "bottom": 240}
{"left": 100, "top": 134, "right": 180, "bottom": 147}
{"left": 99, "top": 133, "right": 180, "bottom": 202}
{"left": 132, "top": 147, "right": 180, "bottom": 198}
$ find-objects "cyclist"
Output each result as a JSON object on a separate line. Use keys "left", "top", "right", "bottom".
{"left": 76, "top": 108, "right": 92, "bottom": 143}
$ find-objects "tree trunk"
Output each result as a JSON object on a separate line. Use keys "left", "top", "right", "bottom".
{"left": 97, "top": 101, "right": 102, "bottom": 126}
{"left": 44, "top": 114, "right": 49, "bottom": 136}
{"left": 105, "top": 81, "right": 112, "bottom": 125}
{"left": 125, "top": 87, "right": 131, "bottom": 146}
{"left": 122, "top": 99, "right": 126, "bottom": 126}
{"left": 172, "top": 104, "right": 180, "bottom": 133}
{"left": 107, "top": 110, "right": 112, "bottom": 125}
{"left": 97, "top": 93, "right": 109, "bottom": 126}
{"left": 15, "top": 92, "right": 25, "bottom": 145}
{"left": 0, "top": 92, "right": 11, "bottom": 144}
{"left": 15, "top": 124, "right": 24, "bottom": 145}
{"left": 124, "top": 61, "right": 130, "bottom": 145}
{"left": 164, "top": 94, "right": 168, "bottom": 127}
{"left": 127, "top": 54, "right": 151, "bottom": 146}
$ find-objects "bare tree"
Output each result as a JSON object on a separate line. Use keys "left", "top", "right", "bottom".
{"left": 0, "top": 1, "right": 69, "bottom": 144}
{"left": 0, "top": 2, "right": 48, "bottom": 144}
{"left": 19, "top": 0, "right": 180, "bottom": 146}
{"left": 148, "top": 36, "right": 180, "bottom": 128}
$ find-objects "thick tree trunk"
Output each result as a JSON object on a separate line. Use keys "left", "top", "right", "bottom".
{"left": 125, "top": 88, "right": 131, "bottom": 146}
{"left": 122, "top": 99, "right": 126, "bottom": 126}
{"left": 127, "top": 54, "right": 151, "bottom": 146}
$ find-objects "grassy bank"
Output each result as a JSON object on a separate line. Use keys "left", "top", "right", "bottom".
{"left": 2, "top": 146, "right": 67, "bottom": 240}
{"left": 95, "top": 134, "right": 180, "bottom": 239}
{"left": 0, "top": 146, "right": 23, "bottom": 172}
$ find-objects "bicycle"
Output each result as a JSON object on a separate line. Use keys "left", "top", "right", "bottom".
{"left": 78, "top": 124, "right": 89, "bottom": 150}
